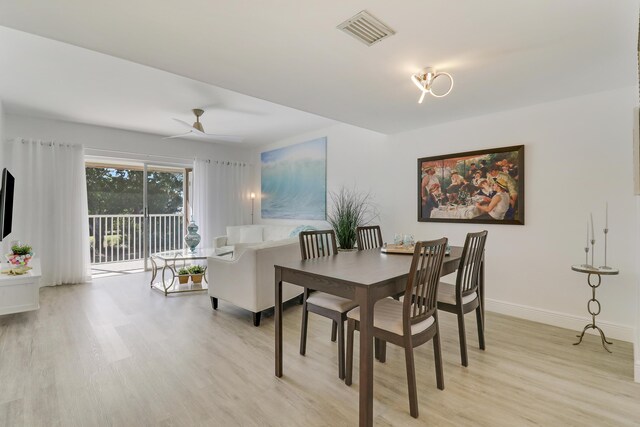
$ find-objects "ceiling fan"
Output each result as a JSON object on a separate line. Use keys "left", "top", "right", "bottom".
{"left": 164, "top": 108, "right": 243, "bottom": 143}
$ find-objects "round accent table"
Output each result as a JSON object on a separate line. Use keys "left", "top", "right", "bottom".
{"left": 570, "top": 264, "right": 619, "bottom": 353}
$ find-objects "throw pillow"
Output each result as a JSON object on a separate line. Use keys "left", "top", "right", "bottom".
{"left": 289, "top": 225, "right": 316, "bottom": 238}
{"left": 226, "top": 226, "right": 243, "bottom": 245}
{"left": 240, "top": 227, "right": 263, "bottom": 244}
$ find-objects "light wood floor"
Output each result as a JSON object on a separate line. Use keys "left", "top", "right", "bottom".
{"left": 1, "top": 272, "right": 639, "bottom": 426}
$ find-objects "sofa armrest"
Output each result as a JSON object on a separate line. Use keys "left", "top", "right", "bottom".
{"left": 213, "top": 235, "right": 228, "bottom": 249}
{"left": 208, "top": 239, "right": 303, "bottom": 314}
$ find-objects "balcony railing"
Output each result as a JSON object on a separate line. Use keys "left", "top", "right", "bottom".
{"left": 89, "top": 214, "right": 185, "bottom": 264}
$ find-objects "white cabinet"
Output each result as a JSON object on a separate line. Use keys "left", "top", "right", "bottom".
{"left": 0, "top": 259, "right": 41, "bottom": 315}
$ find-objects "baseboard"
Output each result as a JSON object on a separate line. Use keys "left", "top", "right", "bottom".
{"left": 485, "top": 298, "right": 634, "bottom": 343}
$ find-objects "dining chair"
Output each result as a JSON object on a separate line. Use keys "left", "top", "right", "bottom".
{"left": 345, "top": 237, "right": 448, "bottom": 418}
{"left": 356, "top": 225, "right": 383, "bottom": 250}
{"left": 299, "top": 230, "right": 358, "bottom": 379}
{"left": 437, "top": 230, "right": 488, "bottom": 367}
{"left": 356, "top": 224, "right": 395, "bottom": 359}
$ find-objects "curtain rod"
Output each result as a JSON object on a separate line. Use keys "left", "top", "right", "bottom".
{"left": 85, "top": 148, "right": 253, "bottom": 166}
{"left": 84, "top": 147, "right": 198, "bottom": 162}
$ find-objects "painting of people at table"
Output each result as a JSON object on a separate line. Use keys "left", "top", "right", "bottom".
{"left": 418, "top": 145, "right": 524, "bottom": 225}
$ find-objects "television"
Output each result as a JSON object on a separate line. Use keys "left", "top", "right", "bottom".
{"left": 0, "top": 168, "right": 15, "bottom": 242}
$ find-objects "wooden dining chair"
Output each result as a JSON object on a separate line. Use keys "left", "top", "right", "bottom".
{"left": 345, "top": 237, "right": 448, "bottom": 418}
{"left": 437, "top": 230, "right": 488, "bottom": 367}
{"left": 299, "top": 230, "right": 358, "bottom": 379}
{"left": 356, "top": 225, "right": 383, "bottom": 250}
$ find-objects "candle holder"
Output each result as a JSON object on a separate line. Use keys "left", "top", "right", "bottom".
{"left": 599, "top": 228, "right": 611, "bottom": 270}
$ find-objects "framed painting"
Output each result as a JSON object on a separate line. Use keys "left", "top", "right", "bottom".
{"left": 261, "top": 137, "right": 327, "bottom": 220}
{"left": 418, "top": 145, "right": 524, "bottom": 225}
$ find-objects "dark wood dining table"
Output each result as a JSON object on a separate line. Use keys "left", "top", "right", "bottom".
{"left": 274, "top": 246, "right": 484, "bottom": 426}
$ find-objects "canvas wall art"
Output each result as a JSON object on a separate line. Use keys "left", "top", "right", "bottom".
{"left": 261, "top": 137, "right": 327, "bottom": 220}
{"left": 418, "top": 145, "right": 524, "bottom": 225}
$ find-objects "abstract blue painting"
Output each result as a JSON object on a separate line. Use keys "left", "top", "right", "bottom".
{"left": 261, "top": 137, "right": 327, "bottom": 220}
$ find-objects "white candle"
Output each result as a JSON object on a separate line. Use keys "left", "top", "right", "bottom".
{"left": 605, "top": 202, "right": 608, "bottom": 229}
{"left": 586, "top": 220, "right": 589, "bottom": 247}
{"left": 590, "top": 213, "right": 594, "bottom": 241}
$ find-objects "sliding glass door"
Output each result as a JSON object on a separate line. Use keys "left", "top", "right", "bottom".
{"left": 86, "top": 159, "right": 189, "bottom": 274}
{"left": 143, "top": 164, "right": 187, "bottom": 270}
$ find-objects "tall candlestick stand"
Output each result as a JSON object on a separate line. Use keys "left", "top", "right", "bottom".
{"left": 571, "top": 264, "right": 618, "bottom": 353}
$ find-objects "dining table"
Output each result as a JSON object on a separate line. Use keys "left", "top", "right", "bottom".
{"left": 274, "top": 245, "right": 484, "bottom": 426}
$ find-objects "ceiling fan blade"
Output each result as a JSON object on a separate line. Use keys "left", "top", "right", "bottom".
{"left": 172, "top": 118, "right": 197, "bottom": 131}
{"left": 203, "top": 133, "right": 244, "bottom": 143}
{"left": 162, "top": 132, "right": 193, "bottom": 139}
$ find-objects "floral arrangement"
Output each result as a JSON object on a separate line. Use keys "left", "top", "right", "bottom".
{"left": 6, "top": 244, "right": 34, "bottom": 266}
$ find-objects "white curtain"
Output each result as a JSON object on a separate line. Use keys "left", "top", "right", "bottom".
{"left": 4, "top": 138, "right": 91, "bottom": 286}
{"left": 192, "top": 158, "right": 251, "bottom": 246}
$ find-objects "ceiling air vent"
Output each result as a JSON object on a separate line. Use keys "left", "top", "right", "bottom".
{"left": 337, "top": 10, "right": 395, "bottom": 47}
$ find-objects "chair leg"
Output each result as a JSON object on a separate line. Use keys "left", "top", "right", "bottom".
{"left": 374, "top": 338, "right": 380, "bottom": 360}
{"left": 433, "top": 330, "right": 445, "bottom": 390}
{"left": 300, "top": 299, "right": 309, "bottom": 356}
{"left": 476, "top": 306, "right": 485, "bottom": 350}
{"left": 210, "top": 297, "right": 218, "bottom": 310}
{"left": 345, "top": 319, "right": 355, "bottom": 386}
{"left": 337, "top": 318, "right": 345, "bottom": 379}
{"left": 404, "top": 343, "right": 419, "bottom": 418}
{"left": 331, "top": 320, "right": 337, "bottom": 342}
{"left": 379, "top": 340, "right": 387, "bottom": 363}
{"left": 457, "top": 310, "right": 468, "bottom": 367}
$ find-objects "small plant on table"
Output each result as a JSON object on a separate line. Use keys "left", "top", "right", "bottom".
{"left": 177, "top": 267, "right": 190, "bottom": 284}
{"left": 188, "top": 265, "right": 205, "bottom": 284}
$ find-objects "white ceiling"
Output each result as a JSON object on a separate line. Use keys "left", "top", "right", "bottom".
{"left": 0, "top": 0, "right": 638, "bottom": 139}
{"left": 0, "top": 27, "right": 338, "bottom": 146}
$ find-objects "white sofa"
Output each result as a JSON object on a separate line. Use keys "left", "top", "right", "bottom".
{"left": 208, "top": 224, "right": 313, "bottom": 326}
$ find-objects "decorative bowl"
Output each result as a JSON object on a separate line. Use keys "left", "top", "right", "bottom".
{"left": 6, "top": 252, "right": 34, "bottom": 267}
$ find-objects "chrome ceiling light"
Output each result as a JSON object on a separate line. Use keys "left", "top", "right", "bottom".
{"left": 411, "top": 67, "right": 454, "bottom": 103}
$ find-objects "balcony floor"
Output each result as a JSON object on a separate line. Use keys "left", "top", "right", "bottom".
{"left": 91, "top": 259, "right": 146, "bottom": 279}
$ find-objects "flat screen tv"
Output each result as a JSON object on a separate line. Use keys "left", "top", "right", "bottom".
{"left": 0, "top": 168, "right": 15, "bottom": 242}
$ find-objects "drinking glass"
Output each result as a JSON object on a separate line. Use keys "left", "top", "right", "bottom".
{"left": 403, "top": 234, "right": 415, "bottom": 247}
{"left": 393, "top": 233, "right": 403, "bottom": 245}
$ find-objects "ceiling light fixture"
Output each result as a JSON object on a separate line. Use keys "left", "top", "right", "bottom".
{"left": 411, "top": 67, "right": 454, "bottom": 103}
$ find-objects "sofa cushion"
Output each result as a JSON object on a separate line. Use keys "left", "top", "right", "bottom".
{"left": 240, "top": 227, "right": 263, "bottom": 244}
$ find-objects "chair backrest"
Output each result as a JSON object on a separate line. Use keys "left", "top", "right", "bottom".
{"left": 356, "top": 225, "right": 383, "bottom": 250}
{"left": 455, "top": 230, "right": 488, "bottom": 299}
{"left": 299, "top": 230, "right": 338, "bottom": 260}
{"left": 403, "top": 237, "right": 448, "bottom": 328}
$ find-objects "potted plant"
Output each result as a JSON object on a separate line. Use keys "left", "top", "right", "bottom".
{"left": 189, "top": 265, "right": 205, "bottom": 284}
{"left": 327, "top": 187, "right": 378, "bottom": 250}
{"left": 177, "top": 267, "right": 190, "bottom": 284}
{"left": 6, "top": 244, "right": 34, "bottom": 266}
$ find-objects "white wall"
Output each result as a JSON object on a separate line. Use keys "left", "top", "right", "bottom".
{"left": 251, "top": 123, "right": 392, "bottom": 232}
{"left": 390, "top": 86, "right": 638, "bottom": 342}
{"left": 257, "top": 86, "right": 638, "bottom": 344}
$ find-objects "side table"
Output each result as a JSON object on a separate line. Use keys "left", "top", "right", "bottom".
{"left": 570, "top": 264, "right": 618, "bottom": 353}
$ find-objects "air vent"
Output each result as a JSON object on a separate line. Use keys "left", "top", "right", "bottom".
{"left": 337, "top": 10, "right": 395, "bottom": 47}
